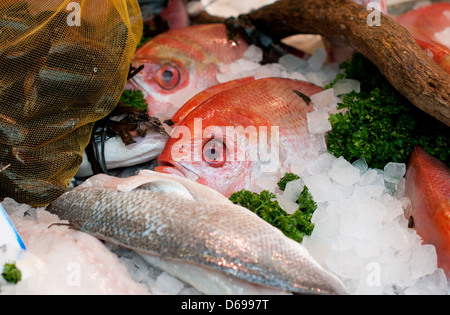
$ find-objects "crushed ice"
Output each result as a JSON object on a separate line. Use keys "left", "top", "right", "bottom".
{"left": 1, "top": 43, "right": 448, "bottom": 295}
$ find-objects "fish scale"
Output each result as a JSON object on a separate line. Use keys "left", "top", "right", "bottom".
{"left": 47, "top": 186, "right": 347, "bottom": 295}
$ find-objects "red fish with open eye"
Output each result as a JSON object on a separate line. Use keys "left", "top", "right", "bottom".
{"left": 126, "top": 24, "right": 248, "bottom": 121}
{"left": 155, "top": 78, "right": 323, "bottom": 196}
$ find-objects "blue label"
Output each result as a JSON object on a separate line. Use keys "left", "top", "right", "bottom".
{"left": 0, "top": 204, "right": 26, "bottom": 251}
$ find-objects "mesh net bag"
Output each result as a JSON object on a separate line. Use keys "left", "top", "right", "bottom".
{"left": 0, "top": 0, "right": 143, "bottom": 206}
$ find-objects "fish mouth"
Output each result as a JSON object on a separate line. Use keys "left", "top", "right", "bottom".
{"left": 154, "top": 165, "right": 185, "bottom": 177}
{"left": 155, "top": 161, "right": 200, "bottom": 181}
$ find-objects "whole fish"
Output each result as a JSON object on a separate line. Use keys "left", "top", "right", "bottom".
{"left": 127, "top": 24, "right": 248, "bottom": 121}
{"left": 155, "top": 78, "right": 323, "bottom": 196}
{"left": 47, "top": 170, "right": 347, "bottom": 295}
{"left": 404, "top": 147, "right": 450, "bottom": 277}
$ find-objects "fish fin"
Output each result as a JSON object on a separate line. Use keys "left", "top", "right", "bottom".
{"left": 293, "top": 89, "right": 312, "bottom": 105}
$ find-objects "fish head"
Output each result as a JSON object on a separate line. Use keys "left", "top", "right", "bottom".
{"left": 156, "top": 78, "right": 323, "bottom": 197}
{"left": 127, "top": 24, "right": 248, "bottom": 121}
{"left": 157, "top": 109, "right": 263, "bottom": 196}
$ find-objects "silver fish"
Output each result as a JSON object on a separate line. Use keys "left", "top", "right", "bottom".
{"left": 47, "top": 177, "right": 347, "bottom": 295}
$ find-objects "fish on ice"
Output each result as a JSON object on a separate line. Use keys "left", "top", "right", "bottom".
{"left": 127, "top": 23, "right": 248, "bottom": 121}
{"left": 47, "top": 170, "right": 347, "bottom": 295}
{"left": 156, "top": 77, "right": 323, "bottom": 197}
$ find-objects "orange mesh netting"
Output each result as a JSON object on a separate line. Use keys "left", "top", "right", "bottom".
{"left": 0, "top": 0, "right": 143, "bottom": 206}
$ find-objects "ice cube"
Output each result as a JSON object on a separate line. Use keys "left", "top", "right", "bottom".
{"left": 382, "top": 221, "right": 411, "bottom": 251}
{"left": 306, "top": 152, "right": 337, "bottom": 175}
{"left": 243, "top": 45, "right": 263, "bottom": 63}
{"left": 302, "top": 236, "right": 331, "bottom": 266}
{"left": 154, "top": 272, "right": 185, "bottom": 295}
{"left": 276, "top": 194, "right": 299, "bottom": 214}
{"left": 381, "top": 249, "right": 414, "bottom": 289}
{"left": 383, "top": 162, "right": 406, "bottom": 184}
{"left": 254, "top": 173, "right": 279, "bottom": 192}
{"left": 354, "top": 238, "right": 381, "bottom": 258}
{"left": 409, "top": 244, "right": 439, "bottom": 280}
{"left": 325, "top": 248, "right": 362, "bottom": 280}
{"left": 283, "top": 179, "right": 305, "bottom": 202}
{"left": 305, "top": 71, "right": 327, "bottom": 87}
{"left": 308, "top": 133, "right": 328, "bottom": 155}
{"left": 265, "top": 63, "right": 285, "bottom": 77}
{"left": 230, "top": 59, "right": 260, "bottom": 73}
{"left": 331, "top": 234, "right": 355, "bottom": 252}
{"left": 354, "top": 184, "right": 385, "bottom": 198}
{"left": 310, "top": 211, "right": 340, "bottom": 240}
{"left": 310, "top": 89, "right": 337, "bottom": 110}
{"left": 284, "top": 71, "right": 307, "bottom": 82}
{"left": 278, "top": 53, "right": 307, "bottom": 72}
{"left": 303, "top": 173, "right": 337, "bottom": 202}
{"left": 307, "top": 47, "right": 327, "bottom": 72}
{"left": 359, "top": 169, "right": 378, "bottom": 186}
{"left": 378, "top": 194, "right": 404, "bottom": 223}
{"left": 328, "top": 156, "right": 361, "bottom": 186}
{"left": 216, "top": 70, "right": 241, "bottom": 83}
{"left": 404, "top": 269, "right": 449, "bottom": 295}
{"left": 372, "top": 170, "right": 386, "bottom": 187}
{"left": 394, "top": 178, "right": 406, "bottom": 198}
{"left": 352, "top": 158, "right": 368, "bottom": 175}
{"left": 253, "top": 67, "right": 274, "bottom": 80}
{"left": 333, "top": 79, "right": 361, "bottom": 95}
{"left": 307, "top": 109, "right": 332, "bottom": 134}
{"left": 340, "top": 195, "right": 386, "bottom": 240}
{"left": 288, "top": 157, "right": 309, "bottom": 176}
{"left": 321, "top": 62, "right": 340, "bottom": 84}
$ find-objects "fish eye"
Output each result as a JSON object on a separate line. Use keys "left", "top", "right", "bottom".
{"left": 156, "top": 65, "right": 180, "bottom": 90}
{"left": 203, "top": 138, "right": 226, "bottom": 167}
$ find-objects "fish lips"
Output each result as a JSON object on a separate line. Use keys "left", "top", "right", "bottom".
{"left": 154, "top": 165, "right": 184, "bottom": 177}
{"left": 154, "top": 162, "right": 199, "bottom": 181}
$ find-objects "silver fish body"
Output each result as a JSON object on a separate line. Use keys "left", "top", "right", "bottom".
{"left": 48, "top": 186, "right": 347, "bottom": 295}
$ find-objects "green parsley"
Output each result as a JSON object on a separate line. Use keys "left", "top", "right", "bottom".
{"left": 230, "top": 173, "right": 317, "bottom": 243}
{"left": 277, "top": 172, "right": 300, "bottom": 191}
{"left": 2, "top": 263, "right": 21, "bottom": 284}
{"left": 119, "top": 89, "right": 149, "bottom": 111}
{"left": 326, "top": 53, "right": 449, "bottom": 169}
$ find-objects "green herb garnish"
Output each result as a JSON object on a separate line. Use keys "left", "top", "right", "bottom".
{"left": 326, "top": 53, "right": 449, "bottom": 169}
{"left": 277, "top": 172, "right": 300, "bottom": 191}
{"left": 119, "top": 89, "right": 149, "bottom": 111}
{"left": 2, "top": 263, "right": 21, "bottom": 284}
{"left": 230, "top": 173, "right": 317, "bottom": 243}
